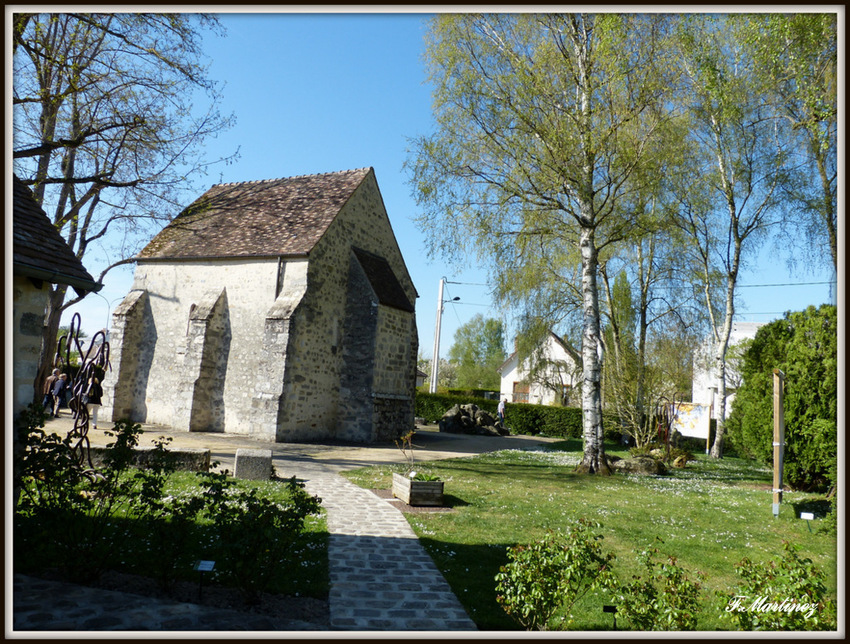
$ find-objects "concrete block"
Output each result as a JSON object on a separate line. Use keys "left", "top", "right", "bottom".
{"left": 234, "top": 448, "right": 273, "bottom": 480}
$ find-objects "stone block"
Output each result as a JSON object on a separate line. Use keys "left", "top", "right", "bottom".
{"left": 82, "top": 445, "right": 210, "bottom": 472}
{"left": 234, "top": 448, "right": 273, "bottom": 480}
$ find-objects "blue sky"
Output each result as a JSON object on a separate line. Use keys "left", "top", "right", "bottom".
{"left": 56, "top": 9, "right": 838, "bottom": 359}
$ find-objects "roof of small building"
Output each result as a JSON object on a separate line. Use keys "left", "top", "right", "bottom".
{"left": 497, "top": 331, "right": 577, "bottom": 373}
{"left": 12, "top": 175, "right": 101, "bottom": 295}
{"left": 137, "top": 167, "right": 374, "bottom": 260}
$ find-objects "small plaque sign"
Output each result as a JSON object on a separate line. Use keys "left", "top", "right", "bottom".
{"left": 195, "top": 560, "right": 216, "bottom": 572}
{"left": 800, "top": 512, "right": 815, "bottom": 521}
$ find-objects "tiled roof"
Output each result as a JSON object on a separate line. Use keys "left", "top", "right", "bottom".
{"left": 138, "top": 168, "right": 373, "bottom": 260}
{"left": 13, "top": 175, "right": 101, "bottom": 295}
{"left": 353, "top": 247, "right": 414, "bottom": 313}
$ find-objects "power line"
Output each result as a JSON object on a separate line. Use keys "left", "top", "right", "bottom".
{"left": 737, "top": 281, "right": 833, "bottom": 288}
{"left": 445, "top": 280, "right": 490, "bottom": 287}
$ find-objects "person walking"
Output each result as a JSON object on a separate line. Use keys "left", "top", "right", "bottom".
{"left": 52, "top": 374, "right": 69, "bottom": 418}
{"left": 83, "top": 376, "right": 104, "bottom": 429}
{"left": 42, "top": 368, "right": 60, "bottom": 417}
{"left": 497, "top": 397, "right": 506, "bottom": 425}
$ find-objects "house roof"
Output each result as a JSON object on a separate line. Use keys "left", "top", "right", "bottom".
{"left": 497, "top": 331, "right": 577, "bottom": 373}
{"left": 137, "top": 167, "right": 373, "bottom": 260}
{"left": 352, "top": 247, "right": 414, "bottom": 313}
{"left": 12, "top": 175, "right": 101, "bottom": 295}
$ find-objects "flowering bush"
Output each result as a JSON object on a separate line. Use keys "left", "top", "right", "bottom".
{"left": 617, "top": 538, "right": 705, "bottom": 630}
{"left": 199, "top": 471, "right": 322, "bottom": 602}
{"left": 728, "top": 541, "right": 837, "bottom": 631}
{"left": 495, "top": 519, "right": 616, "bottom": 630}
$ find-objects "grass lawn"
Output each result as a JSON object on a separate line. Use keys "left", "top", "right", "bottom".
{"left": 341, "top": 439, "right": 837, "bottom": 631}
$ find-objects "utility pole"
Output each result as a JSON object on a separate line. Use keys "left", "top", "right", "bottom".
{"left": 429, "top": 278, "right": 446, "bottom": 394}
{"left": 429, "top": 278, "right": 460, "bottom": 393}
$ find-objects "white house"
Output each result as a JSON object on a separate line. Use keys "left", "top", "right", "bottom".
{"left": 497, "top": 331, "right": 579, "bottom": 406}
{"left": 675, "top": 321, "right": 766, "bottom": 440}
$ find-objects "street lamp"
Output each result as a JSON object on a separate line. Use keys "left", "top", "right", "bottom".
{"left": 429, "top": 277, "right": 460, "bottom": 394}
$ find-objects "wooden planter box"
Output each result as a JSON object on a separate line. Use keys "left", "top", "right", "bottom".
{"left": 392, "top": 472, "right": 444, "bottom": 507}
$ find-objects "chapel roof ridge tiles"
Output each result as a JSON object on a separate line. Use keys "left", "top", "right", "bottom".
{"left": 213, "top": 167, "right": 373, "bottom": 188}
{"left": 137, "top": 167, "right": 375, "bottom": 260}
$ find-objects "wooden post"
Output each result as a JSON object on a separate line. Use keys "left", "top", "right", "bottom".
{"left": 707, "top": 387, "right": 717, "bottom": 455}
{"left": 772, "top": 369, "right": 785, "bottom": 517}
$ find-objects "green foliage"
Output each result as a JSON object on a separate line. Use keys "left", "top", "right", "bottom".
{"left": 415, "top": 392, "right": 620, "bottom": 439}
{"left": 726, "top": 542, "right": 837, "bottom": 630}
{"left": 415, "top": 392, "right": 498, "bottom": 422}
{"left": 617, "top": 538, "right": 705, "bottom": 630}
{"left": 448, "top": 314, "right": 506, "bottom": 390}
{"left": 726, "top": 305, "right": 837, "bottom": 491}
{"left": 199, "top": 471, "right": 322, "bottom": 603}
{"left": 14, "top": 408, "right": 323, "bottom": 597}
{"left": 501, "top": 403, "right": 583, "bottom": 439}
{"left": 15, "top": 416, "right": 148, "bottom": 581}
{"left": 495, "top": 520, "right": 616, "bottom": 630}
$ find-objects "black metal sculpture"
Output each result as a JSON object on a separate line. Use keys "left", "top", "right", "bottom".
{"left": 54, "top": 312, "right": 111, "bottom": 467}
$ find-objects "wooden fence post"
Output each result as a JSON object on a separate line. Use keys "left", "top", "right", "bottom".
{"left": 772, "top": 369, "right": 785, "bottom": 518}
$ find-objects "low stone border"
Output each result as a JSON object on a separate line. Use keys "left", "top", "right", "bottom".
{"left": 81, "top": 445, "right": 211, "bottom": 472}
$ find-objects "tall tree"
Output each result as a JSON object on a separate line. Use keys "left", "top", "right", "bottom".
{"left": 674, "top": 15, "right": 789, "bottom": 457}
{"left": 13, "top": 13, "right": 236, "bottom": 398}
{"left": 743, "top": 13, "right": 838, "bottom": 272}
{"left": 448, "top": 314, "right": 506, "bottom": 390}
{"left": 408, "top": 14, "right": 679, "bottom": 474}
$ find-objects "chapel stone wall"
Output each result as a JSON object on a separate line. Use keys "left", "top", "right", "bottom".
{"left": 109, "top": 259, "right": 281, "bottom": 439}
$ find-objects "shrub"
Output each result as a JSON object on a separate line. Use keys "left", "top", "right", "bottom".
{"left": 200, "top": 471, "right": 322, "bottom": 603}
{"left": 15, "top": 415, "right": 147, "bottom": 582}
{"left": 500, "top": 403, "right": 584, "bottom": 438}
{"left": 617, "top": 538, "right": 705, "bottom": 630}
{"left": 14, "top": 409, "right": 323, "bottom": 596}
{"left": 726, "top": 305, "right": 837, "bottom": 492}
{"left": 415, "top": 392, "right": 498, "bottom": 422}
{"left": 494, "top": 519, "right": 616, "bottom": 630}
{"left": 726, "top": 541, "right": 837, "bottom": 630}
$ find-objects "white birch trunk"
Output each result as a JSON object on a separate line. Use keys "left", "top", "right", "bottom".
{"left": 576, "top": 225, "right": 610, "bottom": 474}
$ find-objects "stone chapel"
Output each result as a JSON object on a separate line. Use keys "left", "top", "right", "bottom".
{"left": 102, "top": 167, "right": 418, "bottom": 443}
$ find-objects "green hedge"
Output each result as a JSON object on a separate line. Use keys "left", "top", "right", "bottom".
{"left": 415, "top": 392, "right": 591, "bottom": 439}
{"left": 445, "top": 388, "right": 500, "bottom": 399}
{"left": 415, "top": 393, "right": 499, "bottom": 422}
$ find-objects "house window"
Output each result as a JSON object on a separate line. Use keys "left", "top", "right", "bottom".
{"left": 513, "top": 382, "right": 529, "bottom": 403}
{"left": 561, "top": 384, "right": 572, "bottom": 406}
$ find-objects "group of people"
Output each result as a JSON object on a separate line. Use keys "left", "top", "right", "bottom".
{"left": 41, "top": 368, "right": 104, "bottom": 429}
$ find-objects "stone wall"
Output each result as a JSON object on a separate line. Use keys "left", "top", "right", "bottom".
{"left": 294, "top": 173, "right": 418, "bottom": 442}
{"left": 106, "top": 259, "right": 281, "bottom": 438}
{"left": 372, "top": 393, "right": 415, "bottom": 442}
{"left": 11, "top": 275, "right": 48, "bottom": 415}
{"left": 105, "top": 171, "right": 417, "bottom": 443}
{"left": 103, "top": 289, "right": 157, "bottom": 421}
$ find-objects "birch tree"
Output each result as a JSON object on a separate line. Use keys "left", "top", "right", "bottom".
{"left": 408, "top": 14, "right": 679, "bottom": 473}
{"left": 743, "top": 13, "right": 838, "bottom": 272}
{"left": 674, "top": 15, "right": 789, "bottom": 457}
{"left": 13, "top": 13, "right": 235, "bottom": 398}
